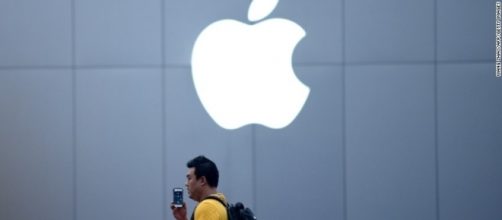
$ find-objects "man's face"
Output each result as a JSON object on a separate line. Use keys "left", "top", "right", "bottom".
{"left": 185, "top": 167, "right": 202, "bottom": 201}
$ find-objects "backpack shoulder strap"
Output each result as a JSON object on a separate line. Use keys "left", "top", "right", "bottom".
{"left": 203, "top": 195, "right": 228, "bottom": 208}
{"left": 191, "top": 195, "right": 229, "bottom": 220}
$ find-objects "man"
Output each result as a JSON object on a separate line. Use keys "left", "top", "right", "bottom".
{"left": 171, "top": 155, "right": 228, "bottom": 220}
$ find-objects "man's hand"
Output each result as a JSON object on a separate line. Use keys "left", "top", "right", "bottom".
{"left": 171, "top": 202, "right": 188, "bottom": 220}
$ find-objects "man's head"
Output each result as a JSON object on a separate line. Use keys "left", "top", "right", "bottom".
{"left": 185, "top": 155, "right": 219, "bottom": 201}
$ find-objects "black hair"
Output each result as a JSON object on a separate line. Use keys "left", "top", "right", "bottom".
{"left": 186, "top": 155, "right": 219, "bottom": 187}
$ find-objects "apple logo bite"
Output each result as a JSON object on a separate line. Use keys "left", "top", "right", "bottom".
{"left": 191, "top": 0, "right": 310, "bottom": 130}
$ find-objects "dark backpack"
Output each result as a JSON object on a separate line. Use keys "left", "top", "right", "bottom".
{"left": 191, "top": 195, "right": 257, "bottom": 220}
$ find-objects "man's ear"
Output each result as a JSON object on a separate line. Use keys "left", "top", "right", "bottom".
{"left": 199, "top": 176, "right": 207, "bottom": 186}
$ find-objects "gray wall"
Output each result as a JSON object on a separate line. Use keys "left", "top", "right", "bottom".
{"left": 0, "top": 0, "right": 501, "bottom": 220}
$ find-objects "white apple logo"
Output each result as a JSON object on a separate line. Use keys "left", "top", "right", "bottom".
{"left": 191, "top": 0, "right": 310, "bottom": 129}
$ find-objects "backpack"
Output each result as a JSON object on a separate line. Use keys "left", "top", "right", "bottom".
{"left": 191, "top": 195, "right": 257, "bottom": 220}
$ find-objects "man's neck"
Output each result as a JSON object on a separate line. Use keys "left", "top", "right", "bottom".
{"left": 198, "top": 187, "right": 218, "bottom": 202}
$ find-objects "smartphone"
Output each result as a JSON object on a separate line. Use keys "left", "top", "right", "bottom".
{"left": 173, "top": 187, "right": 184, "bottom": 208}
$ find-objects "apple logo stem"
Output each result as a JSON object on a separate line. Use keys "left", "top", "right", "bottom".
{"left": 191, "top": 0, "right": 310, "bottom": 129}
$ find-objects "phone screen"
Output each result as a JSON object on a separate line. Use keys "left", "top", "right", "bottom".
{"left": 173, "top": 188, "right": 183, "bottom": 207}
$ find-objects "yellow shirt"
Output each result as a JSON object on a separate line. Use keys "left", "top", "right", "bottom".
{"left": 194, "top": 193, "right": 228, "bottom": 220}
